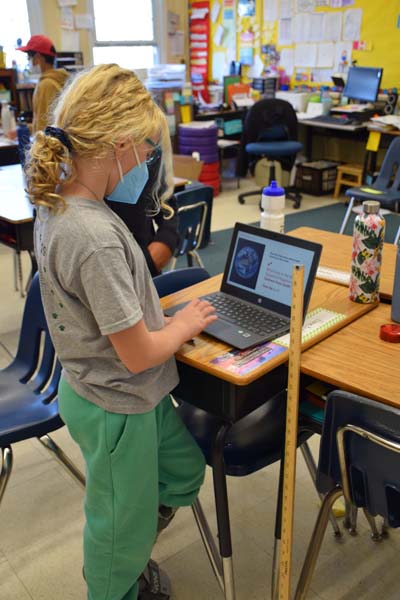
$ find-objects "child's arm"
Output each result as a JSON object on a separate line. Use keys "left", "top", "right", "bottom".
{"left": 108, "top": 298, "right": 217, "bottom": 374}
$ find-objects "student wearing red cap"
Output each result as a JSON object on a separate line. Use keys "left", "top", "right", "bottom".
{"left": 17, "top": 35, "right": 69, "bottom": 133}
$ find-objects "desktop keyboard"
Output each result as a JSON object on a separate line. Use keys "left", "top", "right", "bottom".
{"left": 316, "top": 266, "right": 350, "bottom": 286}
{"left": 202, "top": 293, "right": 288, "bottom": 335}
{"left": 310, "top": 114, "right": 361, "bottom": 126}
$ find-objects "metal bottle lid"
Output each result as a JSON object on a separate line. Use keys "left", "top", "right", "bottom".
{"left": 362, "top": 200, "right": 381, "bottom": 214}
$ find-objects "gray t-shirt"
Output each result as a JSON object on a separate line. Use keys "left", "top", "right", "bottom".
{"left": 34, "top": 196, "right": 178, "bottom": 414}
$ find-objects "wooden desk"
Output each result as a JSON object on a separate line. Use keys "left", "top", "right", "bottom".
{"left": 289, "top": 227, "right": 396, "bottom": 301}
{"left": 299, "top": 118, "right": 368, "bottom": 161}
{"left": 161, "top": 275, "right": 374, "bottom": 418}
{"left": 301, "top": 302, "right": 399, "bottom": 406}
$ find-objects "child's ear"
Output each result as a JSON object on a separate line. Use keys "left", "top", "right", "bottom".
{"left": 115, "top": 138, "right": 130, "bottom": 158}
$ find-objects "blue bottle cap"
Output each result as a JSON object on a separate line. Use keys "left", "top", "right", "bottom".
{"left": 263, "top": 180, "right": 285, "bottom": 196}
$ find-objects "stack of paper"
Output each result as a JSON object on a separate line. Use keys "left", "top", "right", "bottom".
{"left": 370, "top": 115, "right": 400, "bottom": 130}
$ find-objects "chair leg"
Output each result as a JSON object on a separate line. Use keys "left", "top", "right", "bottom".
{"left": 339, "top": 196, "right": 355, "bottom": 235}
{"left": 211, "top": 423, "right": 236, "bottom": 600}
{"left": 189, "top": 250, "right": 205, "bottom": 269}
{"left": 16, "top": 251, "right": 25, "bottom": 298}
{"left": 168, "top": 256, "right": 177, "bottom": 271}
{"left": 238, "top": 189, "right": 261, "bottom": 205}
{"left": 363, "top": 508, "right": 382, "bottom": 541}
{"left": 38, "top": 434, "right": 85, "bottom": 488}
{"left": 13, "top": 252, "right": 18, "bottom": 291}
{"left": 294, "top": 487, "right": 343, "bottom": 600}
{"left": 300, "top": 442, "right": 341, "bottom": 537}
{"left": 394, "top": 224, "right": 400, "bottom": 246}
{"left": 271, "top": 457, "right": 285, "bottom": 600}
{"left": 343, "top": 501, "right": 358, "bottom": 535}
{"left": 191, "top": 498, "right": 224, "bottom": 592}
{"left": 0, "top": 446, "right": 13, "bottom": 506}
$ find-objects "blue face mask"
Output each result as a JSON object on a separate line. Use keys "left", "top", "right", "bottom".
{"left": 107, "top": 149, "right": 149, "bottom": 205}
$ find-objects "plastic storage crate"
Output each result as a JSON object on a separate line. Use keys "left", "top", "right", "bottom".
{"left": 295, "top": 160, "right": 340, "bottom": 195}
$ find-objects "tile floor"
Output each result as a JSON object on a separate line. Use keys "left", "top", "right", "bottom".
{"left": 1, "top": 177, "right": 399, "bottom": 600}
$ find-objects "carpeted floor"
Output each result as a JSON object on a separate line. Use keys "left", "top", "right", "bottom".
{"left": 177, "top": 202, "right": 400, "bottom": 276}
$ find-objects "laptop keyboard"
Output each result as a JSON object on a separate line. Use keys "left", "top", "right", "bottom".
{"left": 202, "top": 293, "right": 289, "bottom": 336}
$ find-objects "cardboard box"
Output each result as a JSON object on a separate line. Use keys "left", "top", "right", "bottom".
{"left": 173, "top": 154, "right": 204, "bottom": 181}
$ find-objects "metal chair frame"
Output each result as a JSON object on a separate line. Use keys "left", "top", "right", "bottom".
{"left": 0, "top": 273, "right": 85, "bottom": 511}
{"left": 169, "top": 200, "right": 208, "bottom": 270}
{"left": 295, "top": 422, "right": 400, "bottom": 599}
{"left": 339, "top": 137, "right": 400, "bottom": 235}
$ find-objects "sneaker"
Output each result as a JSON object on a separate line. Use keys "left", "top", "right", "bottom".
{"left": 138, "top": 559, "right": 171, "bottom": 599}
{"left": 83, "top": 559, "right": 171, "bottom": 599}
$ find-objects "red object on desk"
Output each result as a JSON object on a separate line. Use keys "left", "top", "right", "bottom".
{"left": 380, "top": 324, "right": 400, "bottom": 343}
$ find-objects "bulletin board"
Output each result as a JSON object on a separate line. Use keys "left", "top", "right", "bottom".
{"left": 208, "top": 0, "right": 400, "bottom": 89}
{"left": 190, "top": 0, "right": 211, "bottom": 101}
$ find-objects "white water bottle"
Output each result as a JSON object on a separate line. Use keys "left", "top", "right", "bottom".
{"left": 260, "top": 181, "right": 285, "bottom": 233}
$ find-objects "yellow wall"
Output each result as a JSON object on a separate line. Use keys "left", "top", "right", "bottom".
{"left": 209, "top": 0, "right": 400, "bottom": 89}
{"left": 40, "top": 0, "right": 91, "bottom": 65}
{"left": 39, "top": 0, "right": 188, "bottom": 68}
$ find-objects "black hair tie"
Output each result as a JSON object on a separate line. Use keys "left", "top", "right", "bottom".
{"left": 44, "top": 126, "right": 73, "bottom": 152}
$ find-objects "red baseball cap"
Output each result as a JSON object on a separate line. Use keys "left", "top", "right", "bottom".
{"left": 17, "top": 35, "right": 56, "bottom": 57}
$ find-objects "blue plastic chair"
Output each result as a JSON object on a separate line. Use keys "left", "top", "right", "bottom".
{"left": 169, "top": 201, "right": 209, "bottom": 270}
{"left": 340, "top": 136, "right": 400, "bottom": 234}
{"left": 153, "top": 267, "right": 331, "bottom": 599}
{"left": 295, "top": 390, "right": 400, "bottom": 599}
{"left": 0, "top": 273, "right": 84, "bottom": 507}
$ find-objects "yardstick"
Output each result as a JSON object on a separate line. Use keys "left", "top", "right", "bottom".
{"left": 278, "top": 264, "right": 304, "bottom": 600}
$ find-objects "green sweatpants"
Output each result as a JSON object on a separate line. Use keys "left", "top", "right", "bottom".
{"left": 58, "top": 378, "right": 206, "bottom": 600}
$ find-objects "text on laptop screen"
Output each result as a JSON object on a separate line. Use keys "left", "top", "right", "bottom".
{"left": 226, "top": 230, "right": 315, "bottom": 307}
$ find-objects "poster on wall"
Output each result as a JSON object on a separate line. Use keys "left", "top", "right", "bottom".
{"left": 238, "top": 0, "right": 256, "bottom": 18}
{"left": 190, "top": 0, "right": 210, "bottom": 102}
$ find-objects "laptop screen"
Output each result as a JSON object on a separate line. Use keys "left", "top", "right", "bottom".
{"left": 221, "top": 223, "right": 322, "bottom": 319}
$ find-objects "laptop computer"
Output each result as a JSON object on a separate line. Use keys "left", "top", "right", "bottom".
{"left": 165, "top": 223, "right": 322, "bottom": 350}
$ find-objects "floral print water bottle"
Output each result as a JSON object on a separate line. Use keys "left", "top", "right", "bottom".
{"left": 349, "top": 200, "right": 385, "bottom": 303}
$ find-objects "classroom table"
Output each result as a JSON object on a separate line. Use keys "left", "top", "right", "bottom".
{"left": 0, "top": 135, "right": 19, "bottom": 166}
{"left": 0, "top": 166, "right": 196, "bottom": 293}
{"left": 0, "top": 164, "right": 35, "bottom": 293}
{"left": 301, "top": 302, "right": 399, "bottom": 406}
{"left": 160, "top": 275, "right": 375, "bottom": 600}
{"left": 289, "top": 227, "right": 396, "bottom": 301}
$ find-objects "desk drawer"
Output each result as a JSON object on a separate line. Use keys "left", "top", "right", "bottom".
{"left": 173, "top": 362, "right": 288, "bottom": 422}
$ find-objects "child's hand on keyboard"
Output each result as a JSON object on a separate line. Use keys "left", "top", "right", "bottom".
{"left": 169, "top": 298, "right": 218, "bottom": 340}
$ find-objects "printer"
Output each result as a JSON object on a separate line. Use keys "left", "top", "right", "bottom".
{"left": 275, "top": 91, "right": 313, "bottom": 113}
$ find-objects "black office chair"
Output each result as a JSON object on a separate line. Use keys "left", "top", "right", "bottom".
{"left": 236, "top": 99, "right": 303, "bottom": 209}
{"left": 295, "top": 390, "right": 400, "bottom": 599}
{"left": 153, "top": 268, "right": 339, "bottom": 599}
{"left": 0, "top": 273, "right": 85, "bottom": 508}
{"left": 339, "top": 136, "right": 400, "bottom": 234}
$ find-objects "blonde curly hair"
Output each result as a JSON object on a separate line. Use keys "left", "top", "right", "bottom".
{"left": 25, "top": 63, "right": 174, "bottom": 217}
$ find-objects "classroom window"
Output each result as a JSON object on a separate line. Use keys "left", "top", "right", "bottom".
{"left": 92, "top": 0, "right": 158, "bottom": 69}
{"left": 0, "top": 0, "right": 31, "bottom": 68}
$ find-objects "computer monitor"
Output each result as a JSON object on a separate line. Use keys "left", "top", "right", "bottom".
{"left": 343, "top": 66, "right": 383, "bottom": 103}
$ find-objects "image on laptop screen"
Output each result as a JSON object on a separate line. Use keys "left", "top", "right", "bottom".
{"left": 222, "top": 225, "right": 320, "bottom": 319}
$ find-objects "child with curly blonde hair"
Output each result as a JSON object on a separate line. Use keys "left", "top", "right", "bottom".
{"left": 25, "top": 63, "right": 216, "bottom": 600}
